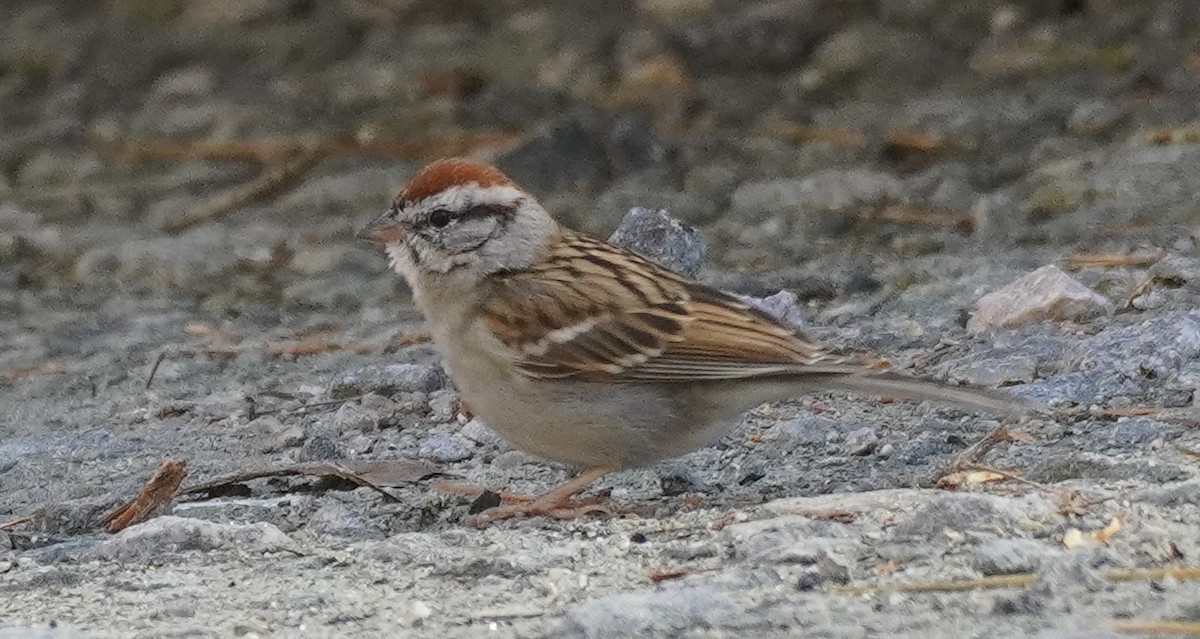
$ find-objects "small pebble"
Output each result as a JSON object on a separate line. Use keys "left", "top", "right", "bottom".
{"left": 418, "top": 433, "right": 475, "bottom": 463}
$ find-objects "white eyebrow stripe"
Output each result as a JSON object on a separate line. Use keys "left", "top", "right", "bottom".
{"left": 409, "top": 184, "right": 526, "bottom": 218}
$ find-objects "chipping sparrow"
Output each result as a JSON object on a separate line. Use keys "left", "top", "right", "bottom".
{"left": 359, "top": 158, "right": 1024, "bottom": 523}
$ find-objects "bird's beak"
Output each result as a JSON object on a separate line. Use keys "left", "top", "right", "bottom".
{"left": 356, "top": 213, "right": 409, "bottom": 248}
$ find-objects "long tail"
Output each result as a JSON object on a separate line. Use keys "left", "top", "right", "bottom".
{"left": 812, "top": 371, "right": 1030, "bottom": 416}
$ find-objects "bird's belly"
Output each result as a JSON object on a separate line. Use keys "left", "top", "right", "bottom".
{"left": 450, "top": 366, "right": 724, "bottom": 469}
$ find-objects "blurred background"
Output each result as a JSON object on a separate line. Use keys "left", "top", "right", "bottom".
{"left": 1, "top": 0, "right": 1199, "bottom": 313}
{"left": 5, "top": 7, "right": 1200, "bottom": 630}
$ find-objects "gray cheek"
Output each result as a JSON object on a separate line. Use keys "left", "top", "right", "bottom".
{"left": 441, "top": 219, "right": 499, "bottom": 254}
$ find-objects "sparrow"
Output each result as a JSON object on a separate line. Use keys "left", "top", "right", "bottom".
{"left": 358, "top": 158, "right": 1025, "bottom": 524}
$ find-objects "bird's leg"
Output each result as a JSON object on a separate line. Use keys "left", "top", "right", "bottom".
{"left": 462, "top": 466, "right": 614, "bottom": 526}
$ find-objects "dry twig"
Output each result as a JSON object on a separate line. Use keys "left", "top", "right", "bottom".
{"left": 114, "top": 132, "right": 522, "bottom": 164}
{"left": 760, "top": 122, "right": 868, "bottom": 147}
{"left": 648, "top": 569, "right": 690, "bottom": 583}
{"left": 0, "top": 516, "right": 33, "bottom": 531}
{"left": 884, "top": 130, "right": 947, "bottom": 154}
{"left": 144, "top": 350, "right": 167, "bottom": 390}
{"left": 958, "top": 463, "right": 1109, "bottom": 516}
{"left": 1062, "top": 252, "right": 1163, "bottom": 269}
{"left": 1, "top": 362, "right": 67, "bottom": 381}
{"left": 936, "top": 424, "right": 1023, "bottom": 481}
{"left": 1111, "top": 619, "right": 1200, "bottom": 635}
{"left": 1125, "top": 274, "right": 1157, "bottom": 309}
{"left": 100, "top": 459, "right": 188, "bottom": 533}
{"left": 179, "top": 460, "right": 438, "bottom": 503}
{"left": 263, "top": 340, "right": 375, "bottom": 356}
{"left": 799, "top": 509, "right": 858, "bottom": 524}
{"left": 1147, "top": 126, "right": 1200, "bottom": 146}
{"left": 877, "top": 206, "right": 974, "bottom": 232}
{"left": 835, "top": 564, "right": 1200, "bottom": 595}
{"left": 1093, "top": 406, "right": 1169, "bottom": 417}
{"left": 160, "top": 151, "right": 319, "bottom": 233}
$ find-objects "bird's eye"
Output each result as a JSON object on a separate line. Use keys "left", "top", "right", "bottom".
{"left": 428, "top": 209, "right": 453, "bottom": 228}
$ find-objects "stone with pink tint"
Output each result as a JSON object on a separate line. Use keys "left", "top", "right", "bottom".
{"left": 968, "top": 265, "right": 1111, "bottom": 333}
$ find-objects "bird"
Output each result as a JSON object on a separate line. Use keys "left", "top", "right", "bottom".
{"left": 358, "top": 158, "right": 1025, "bottom": 524}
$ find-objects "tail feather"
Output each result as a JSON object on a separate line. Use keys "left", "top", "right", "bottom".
{"left": 813, "top": 371, "right": 1030, "bottom": 416}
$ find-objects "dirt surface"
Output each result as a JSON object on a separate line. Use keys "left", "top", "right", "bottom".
{"left": 4, "top": 1, "right": 1200, "bottom": 637}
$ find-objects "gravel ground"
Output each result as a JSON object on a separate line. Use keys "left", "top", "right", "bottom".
{"left": 3, "top": 1, "right": 1200, "bottom": 637}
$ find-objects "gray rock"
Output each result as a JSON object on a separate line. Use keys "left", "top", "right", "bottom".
{"left": 1136, "top": 478, "right": 1200, "bottom": 508}
{"left": 723, "top": 517, "right": 857, "bottom": 585}
{"left": 1010, "top": 370, "right": 1142, "bottom": 406}
{"left": 331, "top": 400, "right": 383, "bottom": 435}
{"left": 891, "top": 494, "right": 1019, "bottom": 537}
{"left": 1066, "top": 99, "right": 1127, "bottom": 137}
{"left": 1032, "top": 628, "right": 1126, "bottom": 639}
{"left": 249, "top": 415, "right": 305, "bottom": 452}
{"left": 417, "top": 433, "right": 474, "bottom": 463}
{"left": 0, "top": 429, "right": 134, "bottom": 471}
{"left": 1015, "top": 311, "right": 1200, "bottom": 405}
{"left": 307, "top": 500, "right": 371, "bottom": 537}
{"left": 329, "top": 363, "right": 444, "bottom": 399}
{"left": 767, "top": 415, "right": 865, "bottom": 446}
{"left": 607, "top": 207, "right": 706, "bottom": 278}
{"left": 0, "top": 628, "right": 91, "bottom": 639}
{"left": 562, "top": 586, "right": 740, "bottom": 639}
{"left": 893, "top": 430, "right": 957, "bottom": 466}
{"left": 944, "top": 351, "right": 1037, "bottom": 386}
{"left": 491, "top": 450, "right": 541, "bottom": 469}
{"left": 297, "top": 434, "right": 345, "bottom": 462}
{"left": 1107, "top": 417, "right": 1180, "bottom": 447}
{"left": 840, "top": 427, "right": 879, "bottom": 456}
{"left": 732, "top": 289, "right": 808, "bottom": 328}
{"left": 1028, "top": 451, "right": 1192, "bottom": 485}
{"left": 21, "top": 540, "right": 103, "bottom": 565}
{"left": 90, "top": 517, "right": 295, "bottom": 562}
{"left": 1150, "top": 254, "right": 1200, "bottom": 293}
{"left": 459, "top": 418, "right": 506, "bottom": 447}
{"left": 1034, "top": 549, "right": 1113, "bottom": 595}
{"left": 1080, "top": 310, "right": 1200, "bottom": 384}
{"left": 973, "top": 538, "right": 1054, "bottom": 575}
{"left": 426, "top": 390, "right": 461, "bottom": 424}
{"left": 989, "top": 584, "right": 1051, "bottom": 616}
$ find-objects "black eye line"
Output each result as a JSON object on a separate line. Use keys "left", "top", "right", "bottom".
{"left": 415, "top": 203, "right": 515, "bottom": 232}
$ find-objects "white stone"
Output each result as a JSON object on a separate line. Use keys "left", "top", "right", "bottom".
{"left": 968, "top": 265, "right": 1111, "bottom": 333}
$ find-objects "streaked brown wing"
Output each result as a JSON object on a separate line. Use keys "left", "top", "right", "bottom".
{"left": 480, "top": 232, "right": 852, "bottom": 382}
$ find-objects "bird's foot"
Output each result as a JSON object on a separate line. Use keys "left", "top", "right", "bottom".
{"left": 463, "top": 496, "right": 610, "bottom": 526}
{"left": 455, "top": 466, "right": 616, "bottom": 526}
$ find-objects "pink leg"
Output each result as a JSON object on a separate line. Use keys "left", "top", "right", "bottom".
{"left": 462, "top": 466, "right": 615, "bottom": 526}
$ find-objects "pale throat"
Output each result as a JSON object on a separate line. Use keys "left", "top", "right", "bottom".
{"left": 385, "top": 243, "right": 419, "bottom": 283}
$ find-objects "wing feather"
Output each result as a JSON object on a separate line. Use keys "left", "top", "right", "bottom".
{"left": 480, "top": 231, "right": 850, "bottom": 382}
